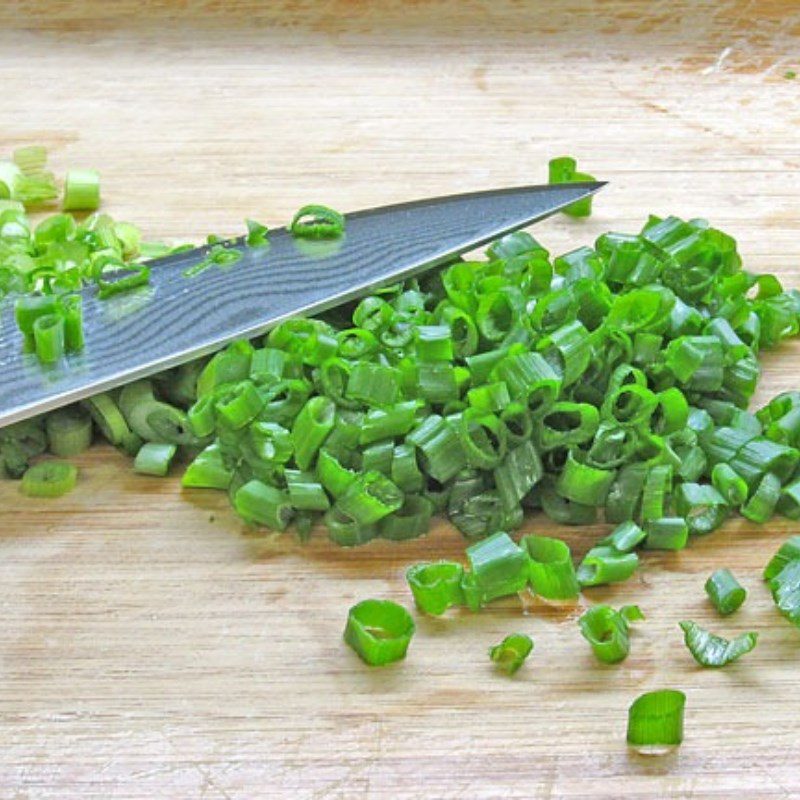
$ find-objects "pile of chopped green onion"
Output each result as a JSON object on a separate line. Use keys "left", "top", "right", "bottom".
{"left": 5, "top": 149, "right": 800, "bottom": 749}
{"left": 6, "top": 151, "right": 800, "bottom": 549}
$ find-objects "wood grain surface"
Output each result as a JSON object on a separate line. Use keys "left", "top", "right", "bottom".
{"left": 1, "top": 2, "right": 799, "bottom": 798}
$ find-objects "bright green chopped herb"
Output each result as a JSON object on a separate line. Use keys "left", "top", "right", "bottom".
{"left": 627, "top": 690, "right": 686, "bottom": 752}
{"left": 705, "top": 568, "right": 747, "bottom": 616}
{"left": 343, "top": 599, "right": 415, "bottom": 666}
{"left": 766, "top": 555, "right": 800, "bottom": 630}
{"left": 678, "top": 620, "right": 758, "bottom": 667}
{"left": 62, "top": 168, "right": 100, "bottom": 211}
{"left": 290, "top": 204, "right": 345, "bottom": 239}
{"left": 183, "top": 243, "right": 243, "bottom": 278}
{"left": 20, "top": 459, "right": 77, "bottom": 497}
{"left": 578, "top": 604, "right": 642, "bottom": 664}
{"left": 45, "top": 406, "right": 93, "bottom": 457}
{"left": 548, "top": 156, "right": 597, "bottom": 217}
{"left": 406, "top": 561, "right": 464, "bottom": 615}
{"left": 133, "top": 442, "right": 177, "bottom": 477}
{"left": 4, "top": 153, "right": 800, "bottom": 580}
{"left": 489, "top": 633, "right": 534, "bottom": 675}
{"left": 461, "top": 532, "right": 530, "bottom": 611}
{"left": 245, "top": 218, "right": 269, "bottom": 247}
{"left": 522, "top": 534, "right": 580, "bottom": 600}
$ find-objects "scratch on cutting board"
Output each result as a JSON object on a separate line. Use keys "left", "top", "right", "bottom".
{"left": 702, "top": 46, "right": 733, "bottom": 74}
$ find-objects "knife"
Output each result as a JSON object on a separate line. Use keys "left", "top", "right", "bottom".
{"left": 0, "top": 182, "right": 604, "bottom": 428}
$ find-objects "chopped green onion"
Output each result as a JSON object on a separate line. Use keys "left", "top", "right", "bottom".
{"left": 13, "top": 145, "right": 47, "bottom": 177}
{"left": 134, "top": 442, "right": 177, "bottom": 476}
{"left": 555, "top": 450, "right": 615, "bottom": 506}
{"left": 578, "top": 604, "right": 638, "bottom": 664}
{"left": 548, "top": 156, "right": 597, "bottom": 217}
{"left": 620, "top": 604, "right": 645, "bottom": 624}
{"left": 489, "top": 633, "right": 534, "bottom": 675}
{"left": 493, "top": 440, "right": 543, "bottom": 509}
{"left": 705, "top": 569, "right": 747, "bottom": 616}
{"left": 20, "top": 459, "right": 77, "bottom": 498}
{"left": 96, "top": 262, "right": 150, "bottom": 299}
{"left": 678, "top": 620, "right": 758, "bottom": 667}
{"left": 627, "top": 690, "right": 686, "bottom": 752}
{"left": 763, "top": 535, "right": 800, "bottom": 581}
{"left": 407, "top": 415, "right": 467, "bottom": 483}
{"left": 290, "top": 204, "right": 345, "bottom": 239}
{"left": 245, "top": 218, "right": 269, "bottom": 247}
{"left": 62, "top": 168, "right": 100, "bottom": 211}
{"left": 462, "top": 532, "right": 529, "bottom": 611}
{"left": 522, "top": 534, "right": 579, "bottom": 601}
{"left": 183, "top": 243, "right": 243, "bottom": 278}
{"left": 577, "top": 546, "right": 639, "bottom": 587}
{"left": 741, "top": 472, "right": 781, "bottom": 523}
{"left": 599, "top": 520, "right": 646, "bottom": 552}
{"left": 324, "top": 507, "right": 377, "bottom": 547}
{"left": 45, "top": 406, "right": 93, "bottom": 457}
{"left": 285, "top": 469, "right": 331, "bottom": 511}
{"left": 406, "top": 561, "right": 464, "bottom": 615}
{"left": 0, "top": 419, "right": 47, "bottom": 479}
{"left": 334, "top": 471, "right": 403, "bottom": 525}
{"left": 767, "top": 558, "right": 800, "bottom": 630}
{"left": 233, "top": 480, "right": 294, "bottom": 530}
{"left": 360, "top": 401, "right": 420, "bottom": 445}
{"left": 0, "top": 159, "right": 57, "bottom": 205}
{"left": 216, "top": 381, "right": 264, "bottom": 430}
{"left": 290, "top": 396, "right": 335, "bottom": 470}
{"left": 32, "top": 313, "right": 64, "bottom": 364}
{"left": 343, "top": 599, "right": 414, "bottom": 666}
{"left": 60, "top": 294, "right": 84, "bottom": 353}
{"left": 643, "top": 517, "right": 688, "bottom": 550}
{"left": 182, "top": 444, "right": 232, "bottom": 489}
{"left": 378, "top": 494, "right": 433, "bottom": 541}
{"left": 118, "top": 380, "right": 194, "bottom": 445}
{"left": 674, "top": 483, "right": 729, "bottom": 535}
{"left": 81, "top": 393, "right": 141, "bottom": 454}
{"left": 711, "top": 463, "right": 748, "bottom": 506}
{"left": 776, "top": 477, "right": 800, "bottom": 520}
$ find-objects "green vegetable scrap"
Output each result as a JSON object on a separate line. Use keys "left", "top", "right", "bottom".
{"left": 489, "top": 633, "right": 534, "bottom": 675}
{"left": 578, "top": 603, "right": 644, "bottom": 664}
{"left": 678, "top": 621, "right": 758, "bottom": 667}
{"left": 627, "top": 690, "right": 686, "bottom": 751}
{"left": 343, "top": 599, "right": 415, "bottom": 666}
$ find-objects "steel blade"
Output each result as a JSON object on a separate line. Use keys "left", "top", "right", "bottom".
{"left": 0, "top": 181, "right": 604, "bottom": 426}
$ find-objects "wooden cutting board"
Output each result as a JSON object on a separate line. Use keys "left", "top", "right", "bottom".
{"left": 1, "top": 2, "right": 799, "bottom": 797}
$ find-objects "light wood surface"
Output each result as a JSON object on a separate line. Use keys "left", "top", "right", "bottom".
{"left": 1, "top": 2, "right": 799, "bottom": 798}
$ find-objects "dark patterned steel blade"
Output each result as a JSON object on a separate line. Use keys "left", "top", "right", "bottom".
{"left": 0, "top": 181, "right": 604, "bottom": 426}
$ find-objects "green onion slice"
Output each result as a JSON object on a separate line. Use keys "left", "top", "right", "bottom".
{"left": 705, "top": 569, "right": 747, "bottom": 616}
{"left": 45, "top": 406, "right": 93, "bottom": 457}
{"left": 134, "top": 442, "right": 177, "bottom": 477}
{"left": 290, "top": 204, "right": 345, "bottom": 239}
{"left": 678, "top": 620, "right": 758, "bottom": 667}
{"left": 462, "top": 532, "right": 530, "bottom": 611}
{"left": 522, "top": 534, "right": 579, "bottom": 601}
{"left": 489, "top": 633, "right": 534, "bottom": 675}
{"left": 20, "top": 459, "right": 78, "bottom": 497}
{"left": 406, "top": 561, "right": 464, "bottom": 615}
{"left": 767, "top": 559, "right": 800, "bottom": 630}
{"left": 578, "top": 604, "right": 637, "bottom": 664}
{"left": 627, "top": 690, "right": 686, "bottom": 752}
{"left": 343, "top": 599, "right": 415, "bottom": 666}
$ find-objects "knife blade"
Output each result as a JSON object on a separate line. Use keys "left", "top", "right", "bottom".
{"left": 0, "top": 181, "right": 604, "bottom": 427}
